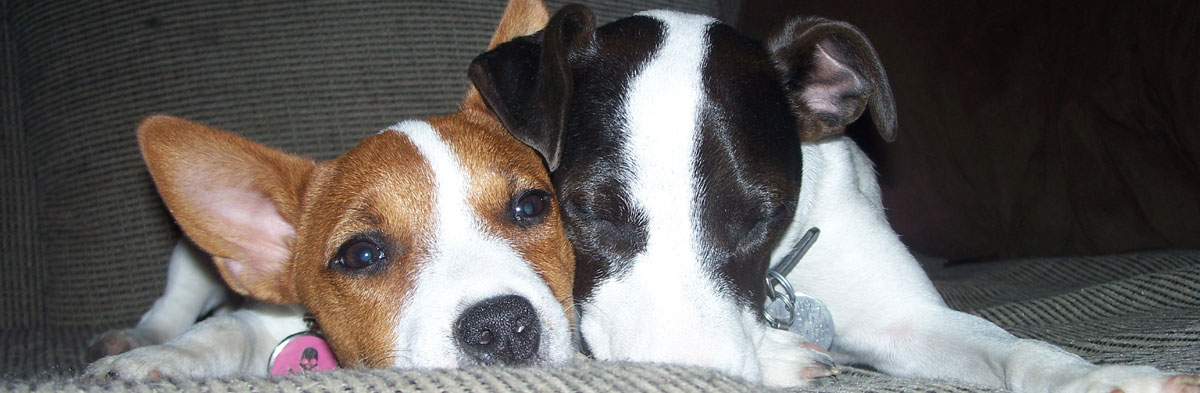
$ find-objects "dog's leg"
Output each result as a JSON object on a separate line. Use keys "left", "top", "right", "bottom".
{"left": 87, "top": 240, "right": 232, "bottom": 361}
{"left": 85, "top": 304, "right": 304, "bottom": 379}
{"left": 781, "top": 137, "right": 1196, "bottom": 393}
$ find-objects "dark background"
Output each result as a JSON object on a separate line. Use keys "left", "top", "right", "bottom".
{"left": 740, "top": 0, "right": 1200, "bottom": 261}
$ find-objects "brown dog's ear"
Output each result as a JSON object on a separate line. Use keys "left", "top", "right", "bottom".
{"left": 138, "top": 115, "right": 314, "bottom": 304}
{"left": 767, "top": 17, "right": 897, "bottom": 142}
{"left": 469, "top": 4, "right": 596, "bottom": 171}
{"left": 486, "top": 0, "right": 550, "bottom": 50}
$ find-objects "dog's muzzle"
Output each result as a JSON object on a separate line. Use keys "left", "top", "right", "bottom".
{"left": 454, "top": 295, "right": 542, "bottom": 365}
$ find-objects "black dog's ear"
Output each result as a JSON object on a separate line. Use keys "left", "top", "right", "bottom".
{"left": 470, "top": 4, "right": 597, "bottom": 171}
{"left": 767, "top": 17, "right": 897, "bottom": 142}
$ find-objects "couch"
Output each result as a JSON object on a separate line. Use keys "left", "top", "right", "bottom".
{"left": 3, "top": 1, "right": 1197, "bottom": 392}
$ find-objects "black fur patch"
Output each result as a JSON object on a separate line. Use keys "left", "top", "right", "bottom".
{"left": 554, "top": 16, "right": 665, "bottom": 303}
{"left": 692, "top": 23, "right": 803, "bottom": 309}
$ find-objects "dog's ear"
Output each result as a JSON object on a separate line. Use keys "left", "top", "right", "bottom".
{"left": 469, "top": 4, "right": 596, "bottom": 171}
{"left": 138, "top": 115, "right": 314, "bottom": 304}
{"left": 461, "top": 0, "right": 550, "bottom": 119}
{"left": 767, "top": 17, "right": 897, "bottom": 142}
{"left": 486, "top": 0, "right": 550, "bottom": 50}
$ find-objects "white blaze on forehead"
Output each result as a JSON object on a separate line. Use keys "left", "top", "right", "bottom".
{"left": 622, "top": 12, "right": 706, "bottom": 268}
{"left": 580, "top": 10, "right": 765, "bottom": 382}
{"left": 381, "top": 120, "right": 572, "bottom": 368}
{"left": 393, "top": 120, "right": 474, "bottom": 237}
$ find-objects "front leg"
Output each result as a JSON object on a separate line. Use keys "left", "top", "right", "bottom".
{"left": 832, "top": 301, "right": 1199, "bottom": 393}
{"left": 787, "top": 138, "right": 1198, "bottom": 393}
{"left": 86, "top": 304, "right": 305, "bottom": 380}
{"left": 88, "top": 240, "right": 232, "bottom": 361}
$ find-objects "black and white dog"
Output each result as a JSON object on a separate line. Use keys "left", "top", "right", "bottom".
{"left": 470, "top": 3, "right": 1199, "bottom": 393}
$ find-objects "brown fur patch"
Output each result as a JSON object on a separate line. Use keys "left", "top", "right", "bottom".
{"left": 487, "top": 0, "right": 550, "bottom": 50}
{"left": 288, "top": 131, "right": 436, "bottom": 367}
{"left": 427, "top": 108, "right": 576, "bottom": 315}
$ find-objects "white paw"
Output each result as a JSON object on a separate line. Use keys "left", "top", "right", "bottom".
{"left": 84, "top": 344, "right": 204, "bottom": 380}
{"left": 758, "top": 328, "right": 837, "bottom": 388}
{"left": 1066, "top": 365, "right": 1200, "bottom": 393}
{"left": 86, "top": 328, "right": 161, "bottom": 362}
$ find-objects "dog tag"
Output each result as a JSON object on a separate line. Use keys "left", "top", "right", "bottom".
{"left": 269, "top": 315, "right": 338, "bottom": 376}
{"left": 767, "top": 292, "right": 835, "bottom": 350}
{"left": 763, "top": 227, "right": 835, "bottom": 350}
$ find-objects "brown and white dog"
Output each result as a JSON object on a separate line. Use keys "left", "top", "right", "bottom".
{"left": 85, "top": 0, "right": 574, "bottom": 379}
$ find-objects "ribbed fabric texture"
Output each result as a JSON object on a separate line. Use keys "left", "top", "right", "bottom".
{"left": 7, "top": 362, "right": 770, "bottom": 393}
{"left": 1, "top": 365, "right": 1024, "bottom": 393}
{"left": 1, "top": 0, "right": 43, "bottom": 330}
{"left": 936, "top": 251, "right": 1200, "bottom": 371}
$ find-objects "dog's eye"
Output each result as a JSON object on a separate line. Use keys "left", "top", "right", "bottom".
{"left": 334, "top": 239, "right": 385, "bottom": 271}
{"left": 513, "top": 190, "right": 551, "bottom": 225}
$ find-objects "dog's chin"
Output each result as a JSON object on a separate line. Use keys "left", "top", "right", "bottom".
{"left": 579, "top": 296, "right": 835, "bottom": 387}
{"left": 386, "top": 334, "right": 573, "bottom": 369}
{"left": 452, "top": 345, "right": 575, "bottom": 368}
{"left": 387, "top": 301, "right": 574, "bottom": 370}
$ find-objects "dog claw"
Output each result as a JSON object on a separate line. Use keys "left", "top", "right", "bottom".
{"left": 801, "top": 347, "right": 840, "bottom": 378}
{"left": 1081, "top": 369, "right": 1200, "bottom": 393}
{"left": 1164, "top": 374, "right": 1200, "bottom": 393}
{"left": 801, "top": 361, "right": 837, "bottom": 380}
{"left": 86, "top": 329, "right": 159, "bottom": 362}
{"left": 797, "top": 341, "right": 836, "bottom": 379}
{"left": 758, "top": 328, "right": 840, "bottom": 387}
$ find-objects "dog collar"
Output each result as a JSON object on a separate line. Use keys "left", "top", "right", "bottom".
{"left": 764, "top": 227, "right": 835, "bottom": 350}
{"left": 268, "top": 314, "right": 339, "bottom": 376}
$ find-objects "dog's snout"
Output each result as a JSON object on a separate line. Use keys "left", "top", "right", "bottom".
{"left": 455, "top": 295, "right": 541, "bottom": 365}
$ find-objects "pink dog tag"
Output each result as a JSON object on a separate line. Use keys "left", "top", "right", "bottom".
{"left": 269, "top": 331, "right": 338, "bottom": 376}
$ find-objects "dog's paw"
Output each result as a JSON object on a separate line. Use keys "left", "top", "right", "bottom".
{"left": 1065, "top": 365, "right": 1200, "bottom": 393}
{"left": 86, "top": 328, "right": 161, "bottom": 362}
{"left": 84, "top": 344, "right": 202, "bottom": 381}
{"left": 1162, "top": 374, "right": 1200, "bottom": 393}
{"left": 758, "top": 328, "right": 837, "bottom": 388}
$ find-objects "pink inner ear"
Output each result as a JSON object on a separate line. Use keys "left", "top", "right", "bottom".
{"left": 801, "top": 43, "right": 865, "bottom": 116}
{"left": 190, "top": 176, "right": 295, "bottom": 294}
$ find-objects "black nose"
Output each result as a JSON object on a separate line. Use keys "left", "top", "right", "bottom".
{"left": 455, "top": 295, "right": 542, "bottom": 365}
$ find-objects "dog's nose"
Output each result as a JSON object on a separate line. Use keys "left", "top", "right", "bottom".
{"left": 455, "top": 295, "right": 541, "bottom": 365}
